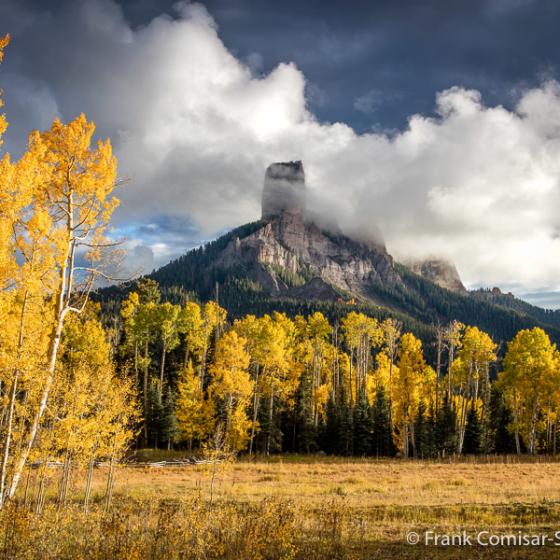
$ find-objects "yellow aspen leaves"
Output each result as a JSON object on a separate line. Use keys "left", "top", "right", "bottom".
{"left": 499, "top": 328, "right": 560, "bottom": 454}
{"left": 208, "top": 331, "right": 254, "bottom": 451}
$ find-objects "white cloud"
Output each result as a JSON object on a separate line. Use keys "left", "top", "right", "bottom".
{"left": 3, "top": 0, "right": 560, "bottom": 299}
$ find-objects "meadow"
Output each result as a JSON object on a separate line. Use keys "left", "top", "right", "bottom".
{"left": 3, "top": 455, "right": 560, "bottom": 559}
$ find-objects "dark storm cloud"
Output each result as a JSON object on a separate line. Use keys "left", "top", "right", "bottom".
{"left": 111, "top": 0, "right": 558, "bottom": 131}
{"left": 12, "top": 0, "right": 554, "bottom": 132}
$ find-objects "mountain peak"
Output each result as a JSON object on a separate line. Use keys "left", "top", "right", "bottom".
{"left": 262, "top": 161, "right": 306, "bottom": 220}
{"left": 406, "top": 258, "right": 466, "bottom": 293}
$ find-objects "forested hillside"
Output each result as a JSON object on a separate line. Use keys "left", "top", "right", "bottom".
{"left": 95, "top": 220, "right": 560, "bottom": 350}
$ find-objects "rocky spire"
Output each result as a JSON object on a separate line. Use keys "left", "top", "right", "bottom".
{"left": 261, "top": 161, "right": 305, "bottom": 220}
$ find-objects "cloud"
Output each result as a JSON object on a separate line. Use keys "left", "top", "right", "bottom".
{"left": 353, "top": 88, "right": 403, "bottom": 115}
{"left": 2, "top": 0, "right": 560, "bottom": 301}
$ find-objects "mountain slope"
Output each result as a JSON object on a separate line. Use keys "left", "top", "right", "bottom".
{"left": 148, "top": 218, "right": 560, "bottom": 343}
{"left": 101, "top": 160, "right": 560, "bottom": 346}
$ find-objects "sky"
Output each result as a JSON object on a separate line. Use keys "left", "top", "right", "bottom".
{"left": 2, "top": 0, "right": 560, "bottom": 306}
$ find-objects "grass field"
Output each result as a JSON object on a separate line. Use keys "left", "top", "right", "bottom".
{"left": 4, "top": 455, "right": 560, "bottom": 559}
{"left": 110, "top": 454, "right": 560, "bottom": 506}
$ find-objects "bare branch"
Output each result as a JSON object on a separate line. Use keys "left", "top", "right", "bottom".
{"left": 73, "top": 267, "right": 133, "bottom": 283}
{"left": 76, "top": 239, "right": 125, "bottom": 249}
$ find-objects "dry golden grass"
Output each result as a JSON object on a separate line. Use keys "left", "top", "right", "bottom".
{"left": 5, "top": 456, "right": 560, "bottom": 559}
{"left": 91, "top": 457, "right": 560, "bottom": 509}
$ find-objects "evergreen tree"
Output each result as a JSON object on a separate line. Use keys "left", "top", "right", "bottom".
{"left": 160, "top": 386, "right": 178, "bottom": 450}
{"left": 371, "top": 387, "right": 397, "bottom": 457}
{"left": 488, "top": 386, "right": 517, "bottom": 454}
{"left": 463, "top": 405, "right": 482, "bottom": 454}
{"left": 496, "top": 402, "right": 518, "bottom": 454}
{"left": 353, "top": 395, "right": 373, "bottom": 456}
{"left": 292, "top": 376, "right": 317, "bottom": 453}
{"left": 425, "top": 405, "right": 438, "bottom": 458}
{"left": 480, "top": 385, "right": 493, "bottom": 454}
{"left": 147, "top": 384, "right": 164, "bottom": 448}
{"left": 322, "top": 397, "right": 340, "bottom": 455}
{"left": 414, "top": 401, "right": 436, "bottom": 458}
{"left": 435, "top": 394, "right": 458, "bottom": 457}
{"left": 260, "top": 394, "right": 284, "bottom": 454}
{"left": 337, "top": 399, "right": 354, "bottom": 456}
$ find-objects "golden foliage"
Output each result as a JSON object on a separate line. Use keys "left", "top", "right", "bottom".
{"left": 0, "top": 40, "right": 131, "bottom": 506}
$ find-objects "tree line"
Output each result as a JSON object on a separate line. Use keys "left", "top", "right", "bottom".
{"left": 118, "top": 278, "right": 560, "bottom": 459}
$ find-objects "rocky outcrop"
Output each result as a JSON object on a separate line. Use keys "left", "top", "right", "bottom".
{"left": 406, "top": 259, "right": 466, "bottom": 293}
{"left": 262, "top": 161, "right": 305, "bottom": 220}
{"left": 174, "top": 160, "right": 467, "bottom": 304}
{"left": 217, "top": 161, "right": 403, "bottom": 301}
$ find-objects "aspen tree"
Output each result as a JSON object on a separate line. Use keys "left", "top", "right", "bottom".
{"left": 342, "top": 312, "right": 383, "bottom": 403}
{"left": 232, "top": 314, "right": 263, "bottom": 453}
{"left": 443, "top": 320, "right": 464, "bottom": 400}
{"left": 395, "top": 333, "right": 435, "bottom": 457}
{"left": 434, "top": 322, "right": 445, "bottom": 411}
{"left": 290, "top": 313, "right": 333, "bottom": 441}
{"left": 499, "top": 328, "right": 560, "bottom": 454}
{"left": 234, "top": 313, "right": 298, "bottom": 454}
{"left": 452, "top": 326, "right": 496, "bottom": 453}
{"left": 0, "top": 34, "right": 8, "bottom": 146}
{"left": 4, "top": 114, "right": 119, "bottom": 502}
{"left": 121, "top": 294, "right": 158, "bottom": 443}
{"left": 0, "top": 150, "right": 51, "bottom": 507}
{"left": 179, "top": 301, "right": 204, "bottom": 368}
{"left": 193, "top": 302, "right": 227, "bottom": 387}
{"left": 156, "top": 302, "right": 181, "bottom": 399}
{"left": 176, "top": 359, "right": 215, "bottom": 448}
{"left": 208, "top": 331, "right": 254, "bottom": 451}
{"left": 381, "top": 318, "right": 401, "bottom": 430}
{"left": 306, "top": 312, "right": 333, "bottom": 427}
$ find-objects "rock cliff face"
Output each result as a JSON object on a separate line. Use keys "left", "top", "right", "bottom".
{"left": 216, "top": 161, "right": 406, "bottom": 301}
{"left": 406, "top": 259, "right": 466, "bottom": 293}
